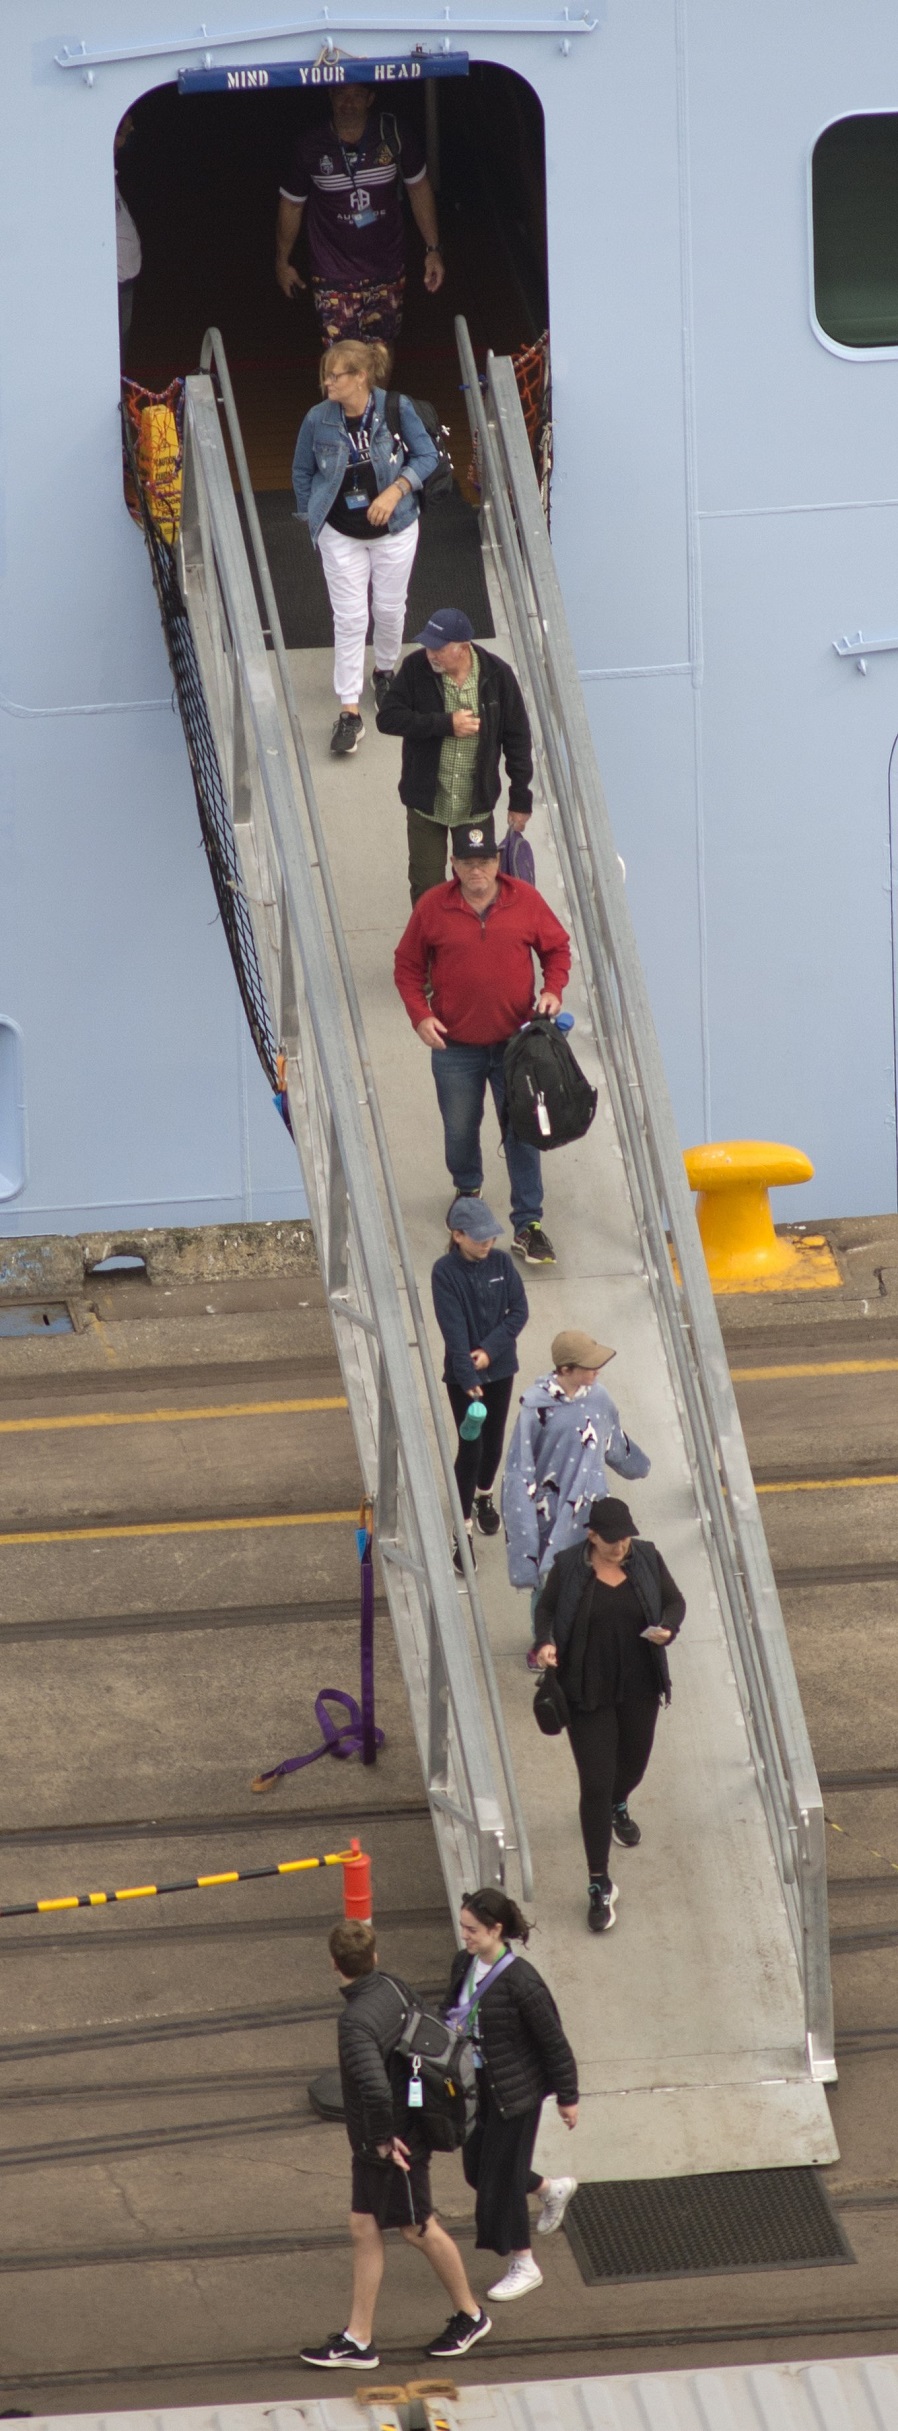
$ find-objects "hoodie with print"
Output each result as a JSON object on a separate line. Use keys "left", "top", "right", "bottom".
{"left": 501, "top": 1371, "right": 650, "bottom": 1589}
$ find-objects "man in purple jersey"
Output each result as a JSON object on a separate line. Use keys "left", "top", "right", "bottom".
{"left": 276, "top": 82, "right": 444, "bottom": 347}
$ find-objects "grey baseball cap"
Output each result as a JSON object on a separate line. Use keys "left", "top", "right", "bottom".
{"left": 447, "top": 1196, "right": 504, "bottom": 1240}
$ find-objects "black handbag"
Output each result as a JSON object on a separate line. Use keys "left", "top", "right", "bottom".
{"left": 533, "top": 1666, "right": 570, "bottom": 1736}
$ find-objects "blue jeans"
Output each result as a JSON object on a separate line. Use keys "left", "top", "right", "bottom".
{"left": 431, "top": 1039, "right": 542, "bottom": 1232}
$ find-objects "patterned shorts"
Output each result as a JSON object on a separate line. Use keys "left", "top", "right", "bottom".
{"left": 312, "top": 274, "right": 405, "bottom": 349}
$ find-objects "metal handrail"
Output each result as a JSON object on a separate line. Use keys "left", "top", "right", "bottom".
{"left": 456, "top": 316, "right": 834, "bottom": 2077}
{"left": 192, "top": 330, "right": 533, "bottom": 1902}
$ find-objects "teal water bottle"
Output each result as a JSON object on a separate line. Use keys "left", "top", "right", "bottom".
{"left": 460, "top": 1397, "right": 488, "bottom": 1441}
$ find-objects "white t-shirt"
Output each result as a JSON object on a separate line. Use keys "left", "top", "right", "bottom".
{"left": 463, "top": 1950, "right": 505, "bottom": 2065}
{"left": 115, "top": 179, "right": 142, "bottom": 282}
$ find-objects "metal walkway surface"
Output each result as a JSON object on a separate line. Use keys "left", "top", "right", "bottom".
{"left": 150, "top": 326, "right": 837, "bottom": 2183}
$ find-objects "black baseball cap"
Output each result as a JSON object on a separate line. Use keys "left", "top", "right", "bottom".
{"left": 588, "top": 1497, "right": 637, "bottom": 1539}
{"left": 451, "top": 818, "right": 499, "bottom": 861}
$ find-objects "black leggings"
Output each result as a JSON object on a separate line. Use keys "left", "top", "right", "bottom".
{"left": 463, "top": 2076, "right": 543, "bottom": 2254}
{"left": 445, "top": 1374, "right": 514, "bottom": 1521}
{"left": 567, "top": 1698, "right": 659, "bottom": 1877}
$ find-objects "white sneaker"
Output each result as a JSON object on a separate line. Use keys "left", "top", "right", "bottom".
{"left": 487, "top": 2253, "right": 544, "bottom": 2301}
{"left": 536, "top": 2175, "right": 578, "bottom": 2236}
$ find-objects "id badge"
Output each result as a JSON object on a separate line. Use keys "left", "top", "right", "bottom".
{"left": 346, "top": 490, "right": 368, "bottom": 511}
{"left": 352, "top": 205, "right": 377, "bottom": 228}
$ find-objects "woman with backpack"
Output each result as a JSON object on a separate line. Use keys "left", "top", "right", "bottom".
{"left": 534, "top": 1497, "right": 686, "bottom": 1934}
{"left": 447, "top": 1887, "right": 579, "bottom": 2302}
{"left": 292, "top": 338, "right": 438, "bottom": 758}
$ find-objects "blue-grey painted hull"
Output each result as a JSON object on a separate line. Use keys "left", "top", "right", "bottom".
{"left": 2, "top": 1, "right": 896, "bottom": 1229}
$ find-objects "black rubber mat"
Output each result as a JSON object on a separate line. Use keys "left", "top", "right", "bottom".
{"left": 564, "top": 2168, "right": 854, "bottom": 2284}
{"left": 239, "top": 487, "right": 494, "bottom": 651}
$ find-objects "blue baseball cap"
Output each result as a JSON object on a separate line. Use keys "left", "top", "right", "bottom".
{"left": 415, "top": 608, "right": 475, "bottom": 648}
{"left": 447, "top": 1196, "right": 504, "bottom": 1240}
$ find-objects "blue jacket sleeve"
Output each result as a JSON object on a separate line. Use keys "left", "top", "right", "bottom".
{"left": 476, "top": 1256, "right": 529, "bottom": 1368}
{"left": 396, "top": 393, "right": 439, "bottom": 493}
{"left": 292, "top": 409, "right": 317, "bottom": 521}
{"left": 500, "top": 1400, "right": 542, "bottom": 1587}
{"left": 604, "top": 1400, "right": 651, "bottom": 1481}
{"left": 432, "top": 1258, "right": 481, "bottom": 1394}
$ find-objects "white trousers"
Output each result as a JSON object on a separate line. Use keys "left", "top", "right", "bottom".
{"left": 318, "top": 519, "right": 420, "bottom": 705}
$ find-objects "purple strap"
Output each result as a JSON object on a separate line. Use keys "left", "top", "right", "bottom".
{"left": 252, "top": 1510, "right": 383, "bottom": 1787}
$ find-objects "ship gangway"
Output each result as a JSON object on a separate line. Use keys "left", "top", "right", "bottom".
{"left": 130, "top": 320, "right": 838, "bottom": 2184}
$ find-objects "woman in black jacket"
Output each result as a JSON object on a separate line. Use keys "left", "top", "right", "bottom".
{"left": 535, "top": 1497, "right": 685, "bottom": 1935}
{"left": 447, "top": 1887, "right": 579, "bottom": 2303}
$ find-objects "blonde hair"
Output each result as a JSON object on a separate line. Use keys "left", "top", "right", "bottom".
{"left": 320, "top": 337, "right": 392, "bottom": 395}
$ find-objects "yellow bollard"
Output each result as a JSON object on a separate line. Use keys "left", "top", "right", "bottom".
{"left": 682, "top": 1140, "right": 841, "bottom": 1293}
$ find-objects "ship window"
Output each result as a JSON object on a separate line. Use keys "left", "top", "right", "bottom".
{"left": 812, "top": 114, "right": 898, "bottom": 350}
{"left": 0, "top": 1019, "right": 26, "bottom": 1201}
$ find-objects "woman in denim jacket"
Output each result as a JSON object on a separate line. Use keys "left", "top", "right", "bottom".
{"left": 292, "top": 337, "right": 438, "bottom": 758}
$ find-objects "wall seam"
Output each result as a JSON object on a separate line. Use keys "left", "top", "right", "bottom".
{"left": 675, "top": 0, "right": 711, "bottom": 1138}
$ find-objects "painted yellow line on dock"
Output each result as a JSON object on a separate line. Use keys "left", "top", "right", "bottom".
{"left": 0, "top": 1395, "right": 347, "bottom": 1437}
{"left": 0, "top": 1509, "right": 359, "bottom": 1548}
{"left": 757, "top": 1475, "right": 898, "bottom": 1496}
{"left": 732, "top": 1356, "right": 898, "bottom": 1382}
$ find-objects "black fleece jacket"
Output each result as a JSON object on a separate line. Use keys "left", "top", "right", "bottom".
{"left": 536, "top": 1539, "right": 686, "bottom": 1706}
{"left": 376, "top": 646, "right": 533, "bottom": 819}
{"left": 446, "top": 1949, "right": 578, "bottom": 2117}
{"left": 336, "top": 1969, "right": 411, "bottom": 2157}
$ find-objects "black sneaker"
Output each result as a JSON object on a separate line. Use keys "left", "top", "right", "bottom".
{"left": 446, "top": 1187, "right": 481, "bottom": 1224}
{"left": 330, "top": 711, "right": 365, "bottom": 757}
{"left": 300, "top": 2330, "right": 379, "bottom": 2369}
{"left": 452, "top": 1524, "right": 476, "bottom": 1575}
{"left": 474, "top": 1492, "right": 501, "bottom": 1537}
{"left": 425, "top": 2306, "right": 492, "bottom": 2359}
{"left": 512, "top": 1223, "right": 556, "bottom": 1266}
{"left": 612, "top": 1800, "right": 641, "bottom": 1847}
{"left": 372, "top": 668, "right": 393, "bottom": 713}
{"left": 587, "top": 1877, "right": 619, "bottom": 1933}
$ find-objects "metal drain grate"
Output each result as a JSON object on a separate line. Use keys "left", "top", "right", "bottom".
{"left": 565, "top": 2168, "right": 854, "bottom": 2283}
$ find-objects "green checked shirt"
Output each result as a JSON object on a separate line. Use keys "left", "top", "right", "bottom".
{"left": 433, "top": 649, "right": 480, "bottom": 826}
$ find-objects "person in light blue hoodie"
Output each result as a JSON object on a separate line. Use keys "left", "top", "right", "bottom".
{"left": 501, "top": 1327, "right": 650, "bottom": 1657}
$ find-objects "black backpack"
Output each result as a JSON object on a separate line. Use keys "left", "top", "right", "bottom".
{"left": 384, "top": 1981, "right": 477, "bottom": 2152}
{"left": 503, "top": 1017, "right": 598, "bottom": 1151}
{"left": 385, "top": 389, "right": 454, "bottom": 507}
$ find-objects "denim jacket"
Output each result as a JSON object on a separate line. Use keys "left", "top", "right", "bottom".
{"left": 292, "top": 391, "right": 439, "bottom": 548}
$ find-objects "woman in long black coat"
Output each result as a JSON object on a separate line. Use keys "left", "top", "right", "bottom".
{"left": 446, "top": 1886, "right": 579, "bottom": 2303}
{"left": 535, "top": 1495, "right": 685, "bottom": 1934}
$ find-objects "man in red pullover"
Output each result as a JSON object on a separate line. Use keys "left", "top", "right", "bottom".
{"left": 393, "top": 817, "right": 571, "bottom": 1265}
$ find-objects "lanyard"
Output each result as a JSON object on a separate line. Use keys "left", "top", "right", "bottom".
{"left": 342, "top": 399, "right": 374, "bottom": 464}
{"left": 454, "top": 1947, "right": 515, "bottom": 2028}
{"left": 339, "top": 136, "right": 376, "bottom": 212}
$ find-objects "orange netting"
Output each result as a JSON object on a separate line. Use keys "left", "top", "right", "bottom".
{"left": 122, "top": 378, "right": 185, "bottom": 544}
{"left": 468, "top": 331, "right": 552, "bottom": 515}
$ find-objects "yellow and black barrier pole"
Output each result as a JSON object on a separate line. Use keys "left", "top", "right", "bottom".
{"left": 0, "top": 1836, "right": 373, "bottom": 1922}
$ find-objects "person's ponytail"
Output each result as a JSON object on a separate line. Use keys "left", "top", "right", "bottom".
{"left": 367, "top": 339, "right": 393, "bottom": 387}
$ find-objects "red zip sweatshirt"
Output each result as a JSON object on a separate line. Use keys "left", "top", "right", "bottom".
{"left": 394, "top": 874, "right": 571, "bottom": 1045}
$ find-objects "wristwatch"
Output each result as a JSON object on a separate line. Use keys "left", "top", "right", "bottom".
{"left": 425, "top": 244, "right": 443, "bottom": 256}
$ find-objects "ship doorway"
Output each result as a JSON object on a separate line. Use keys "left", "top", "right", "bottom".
{"left": 116, "top": 64, "right": 547, "bottom": 493}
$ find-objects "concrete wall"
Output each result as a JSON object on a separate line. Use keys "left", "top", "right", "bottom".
{"left": 2, "top": 2, "right": 897, "bottom": 1229}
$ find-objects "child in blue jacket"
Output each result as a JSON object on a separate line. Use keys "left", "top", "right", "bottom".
{"left": 432, "top": 1196, "right": 529, "bottom": 1571}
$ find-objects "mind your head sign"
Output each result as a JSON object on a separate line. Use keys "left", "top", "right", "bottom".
{"left": 179, "top": 55, "right": 469, "bottom": 94}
